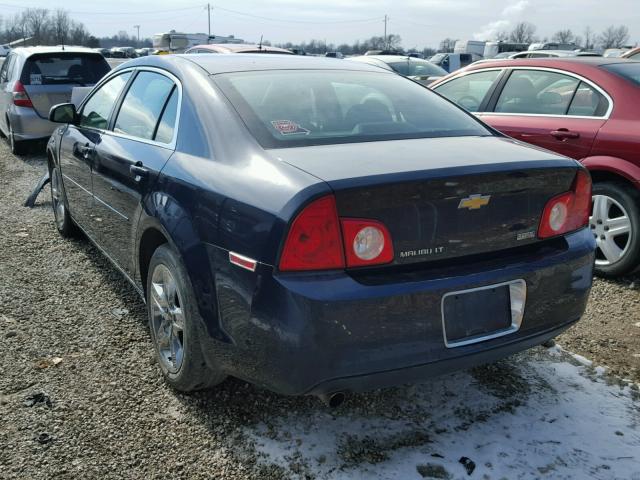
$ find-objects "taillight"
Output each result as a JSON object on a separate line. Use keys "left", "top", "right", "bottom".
{"left": 538, "top": 170, "right": 592, "bottom": 239}
{"left": 279, "top": 195, "right": 395, "bottom": 271}
{"left": 341, "top": 219, "right": 394, "bottom": 267}
{"left": 13, "top": 81, "right": 33, "bottom": 108}
{"left": 279, "top": 195, "right": 345, "bottom": 271}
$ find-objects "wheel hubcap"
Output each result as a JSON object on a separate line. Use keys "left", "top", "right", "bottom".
{"left": 150, "top": 264, "right": 185, "bottom": 373}
{"left": 51, "top": 168, "right": 66, "bottom": 230}
{"left": 590, "top": 194, "right": 632, "bottom": 266}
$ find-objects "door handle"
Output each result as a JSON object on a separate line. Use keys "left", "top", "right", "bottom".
{"left": 550, "top": 129, "right": 580, "bottom": 140}
{"left": 129, "top": 163, "right": 149, "bottom": 180}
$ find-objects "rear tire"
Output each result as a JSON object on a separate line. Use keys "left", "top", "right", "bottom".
{"left": 49, "top": 164, "right": 77, "bottom": 237}
{"left": 8, "top": 122, "right": 26, "bottom": 155}
{"left": 146, "top": 244, "right": 226, "bottom": 391}
{"left": 590, "top": 182, "right": 640, "bottom": 278}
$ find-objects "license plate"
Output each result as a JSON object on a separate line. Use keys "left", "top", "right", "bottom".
{"left": 441, "top": 280, "right": 526, "bottom": 348}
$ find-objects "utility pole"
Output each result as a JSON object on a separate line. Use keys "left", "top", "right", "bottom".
{"left": 207, "top": 3, "right": 211, "bottom": 37}
{"left": 133, "top": 25, "right": 140, "bottom": 43}
{"left": 383, "top": 15, "right": 388, "bottom": 49}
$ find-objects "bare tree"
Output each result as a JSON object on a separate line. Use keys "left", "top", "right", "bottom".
{"left": 583, "top": 26, "right": 595, "bottom": 50}
{"left": 25, "top": 8, "right": 49, "bottom": 45}
{"left": 438, "top": 38, "right": 457, "bottom": 53}
{"left": 599, "top": 25, "right": 630, "bottom": 49}
{"left": 552, "top": 29, "right": 575, "bottom": 44}
{"left": 53, "top": 9, "right": 70, "bottom": 46}
{"left": 69, "top": 20, "right": 89, "bottom": 46}
{"left": 509, "top": 22, "right": 537, "bottom": 44}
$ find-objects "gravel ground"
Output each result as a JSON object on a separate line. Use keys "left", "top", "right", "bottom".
{"left": 0, "top": 141, "right": 638, "bottom": 479}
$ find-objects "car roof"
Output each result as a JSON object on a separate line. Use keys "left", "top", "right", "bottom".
{"left": 355, "top": 55, "right": 429, "bottom": 62}
{"left": 188, "top": 44, "right": 293, "bottom": 54}
{"left": 468, "top": 57, "right": 639, "bottom": 69}
{"left": 167, "top": 53, "right": 388, "bottom": 75}
{"left": 11, "top": 46, "right": 100, "bottom": 57}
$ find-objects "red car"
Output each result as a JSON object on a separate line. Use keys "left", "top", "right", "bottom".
{"left": 431, "top": 58, "right": 640, "bottom": 277}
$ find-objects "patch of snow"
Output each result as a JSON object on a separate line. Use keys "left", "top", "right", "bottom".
{"left": 569, "top": 352, "right": 593, "bottom": 366}
{"left": 247, "top": 349, "right": 640, "bottom": 479}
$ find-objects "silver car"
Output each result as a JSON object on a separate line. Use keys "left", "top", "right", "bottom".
{"left": 0, "top": 46, "right": 110, "bottom": 154}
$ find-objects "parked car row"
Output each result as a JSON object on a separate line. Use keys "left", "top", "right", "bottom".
{"left": 431, "top": 57, "right": 640, "bottom": 276}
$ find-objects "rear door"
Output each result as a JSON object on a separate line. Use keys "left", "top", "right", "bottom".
{"left": 479, "top": 68, "right": 609, "bottom": 160}
{"left": 59, "top": 71, "right": 132, "bottom": 233}
{"left": 91, "top": 69, "right": 179, "bottom": 275}
{"left": 20, "top": 53, "right": 110, "bottom": 118}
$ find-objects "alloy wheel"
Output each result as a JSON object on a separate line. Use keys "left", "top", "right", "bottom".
{"left": 590, "top": 194, "right": 632, "bottom": 266}
{"left": 51, "top": 168, "right": 66, "bottom": 230}
{"left": 150, "top": 264, "right": 185, "bottom": 374}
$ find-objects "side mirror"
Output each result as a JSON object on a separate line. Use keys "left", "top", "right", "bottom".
{"left": 49, "top": 103, "right": 77, "bottom": 124}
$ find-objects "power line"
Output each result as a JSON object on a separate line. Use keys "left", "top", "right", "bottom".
{"left": 213, "top": 6, "right": 384, "bottom": 25}
{"left": 0, "top": 2, "right": 205, "bottom": 15}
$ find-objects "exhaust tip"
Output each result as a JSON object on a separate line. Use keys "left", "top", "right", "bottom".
{"left": 318, "top": 392, "right": 346, "bottom": 408}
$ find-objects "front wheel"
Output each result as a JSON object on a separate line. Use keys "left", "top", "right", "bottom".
{"left": 147, "top": 244, "right": 226, "bottom": 391}
{"left": 590, "top": 182, "right": 640, "bottom": 277}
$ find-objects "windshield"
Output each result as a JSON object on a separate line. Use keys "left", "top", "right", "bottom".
{"left": 430, "top": 54, "right": 446, "bottom": 64}
{"left": 387, "top": 59, "right": 446, "bottom": 77}
{"left": 21, "top": 53, "right": 110, "bottom": 86}
{"left": 602, "top": 63, "right": 640, "bottom": 86}
{"left": 214, "top": 70, "right": 491, "bottom": 148}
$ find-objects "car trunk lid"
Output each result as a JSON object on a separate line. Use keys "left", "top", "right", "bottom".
{"left": 272, "top": 136, "right": 580, "bottom": 266}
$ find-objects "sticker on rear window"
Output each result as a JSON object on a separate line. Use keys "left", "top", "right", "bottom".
{"left": 271, "top": 120, "right": 309, "bottom": 136}
{"left": 30, "top": 74, "right": 42, "bottom": 85}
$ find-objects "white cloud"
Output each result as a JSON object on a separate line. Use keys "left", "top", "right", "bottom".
{"left": 473, "top": 0, "right": 531, "bottom": 40}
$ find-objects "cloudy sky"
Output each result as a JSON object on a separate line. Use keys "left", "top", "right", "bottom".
{"left": 3, "top": 0, "right": 639, "bottom": 48}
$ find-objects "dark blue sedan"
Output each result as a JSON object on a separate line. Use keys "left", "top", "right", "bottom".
{"left": 46, "top": 54, "right": 595, "bottom": 404}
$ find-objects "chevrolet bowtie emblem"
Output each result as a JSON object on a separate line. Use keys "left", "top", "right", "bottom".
{"left": 458, "top": 194, "right": 491, "bottom": 210}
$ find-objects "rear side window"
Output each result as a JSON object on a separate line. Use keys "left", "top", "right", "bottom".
{"left": 114, "top": 71, "right": 176, "bottom": 141}
{"left": 80, "top": 72, "right": 132, "bottom": 130}
{"left": 434, "top": 70, "right": 502, "bottom": 112}
{"left": 567, "top": 82, "right": 608, "bottom": 116}
{"left": 21, "top": 54, "right": 110, "bottom": 86}
{"left": 154, "top": 88, "right": 179, "bottom": 144}
{"left": 495, "top": 70, "right": 578, "bottom": 115}
{"left": 215, "top": 70, "right": 491, "bottom": 148}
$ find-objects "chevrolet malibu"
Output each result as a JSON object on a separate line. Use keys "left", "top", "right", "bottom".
{"left": 46, "top": 55, "right": 594, "bottom": 403}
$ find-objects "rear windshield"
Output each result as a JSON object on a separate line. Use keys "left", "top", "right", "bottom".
{"left": 602, "top": 63, "right": 640, "bottom": 86}
{"left": 21, "top": 53, "right": 110, "bottom": 86}
{"left": 387, "top": 59, "right": 447, "bottom": 77}
{"left": 214, "top": 70, "right": 491, "bottom": 148}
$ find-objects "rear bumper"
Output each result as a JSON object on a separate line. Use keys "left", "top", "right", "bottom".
{"left": 201, "top": 228, "right": 595, "bottom": 396}
{"left": 8, "top": 106, "right": 58, "bottom": 141}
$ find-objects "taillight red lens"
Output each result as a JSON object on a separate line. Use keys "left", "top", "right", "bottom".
{"left": 341, "top": 219, "right": 394, "bottom": 267}
{"left": 538, "top": 170, "right": 592, "bottom": 239}
{"left": 13, "top": 81, "right": 33, "bottom": 108}
{"left": 279, "top": 195, "right": 345, "bottom": 271}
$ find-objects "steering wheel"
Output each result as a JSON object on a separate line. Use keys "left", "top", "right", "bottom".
{"left": 456, "top": 95, "right": 480, "bottom": 111}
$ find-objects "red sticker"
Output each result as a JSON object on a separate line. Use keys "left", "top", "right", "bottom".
{"left": 271, "top": 120, "right": 310, "bottom": 136}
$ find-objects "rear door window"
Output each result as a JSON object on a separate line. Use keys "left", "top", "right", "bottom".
{"left": 113, "top": 71, "right": 175, "bottom": 141}
{"left": 434, "top": 70, "right": 502, "bottom": 112}
{"left": 21, "top": 53, "right": 110, "bottom": 86}
{"left": 495, "top": 70, "right": 579, "bottom": 114}
{"left": 79, "top": 72, "right": 132, "bottom": 130}
{"left": 153, "top": 87, "right": 179, "bottom": 144}
{"left": 567, "top": 82, "right": 608, "bottom": 116}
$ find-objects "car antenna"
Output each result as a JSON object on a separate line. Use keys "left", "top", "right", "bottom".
{"left": 259, "top": 35, "right": 263, "bottom": 51}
